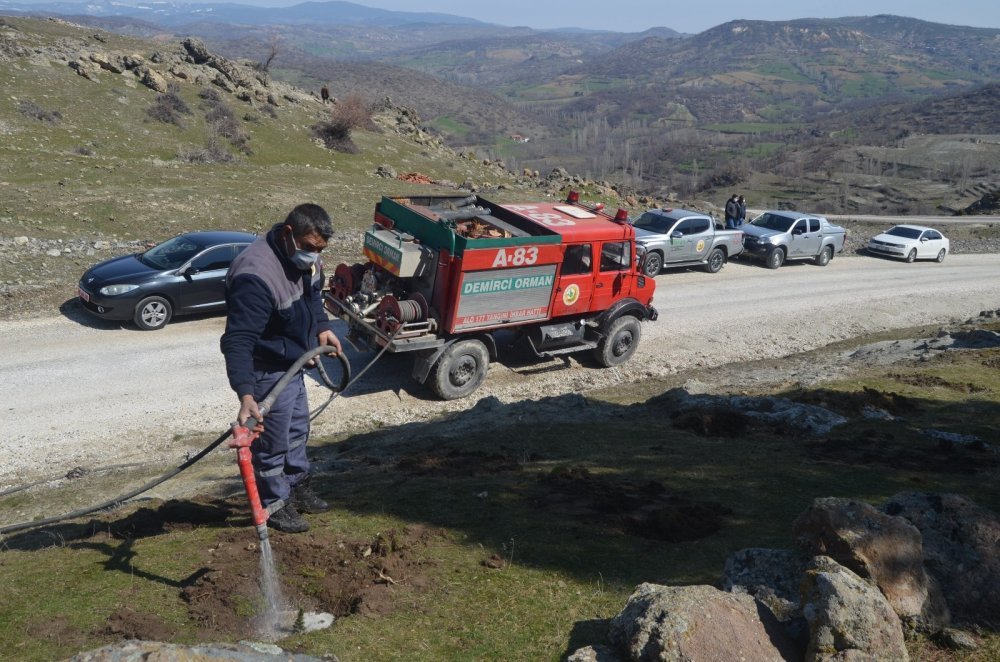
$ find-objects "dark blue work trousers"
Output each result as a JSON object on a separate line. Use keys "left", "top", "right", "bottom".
{"left": 250, "top": 368, "right": 311, "bottom": 508}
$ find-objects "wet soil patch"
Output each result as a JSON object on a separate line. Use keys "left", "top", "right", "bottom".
{"left": 98, "top": 607, "right": 179, "bottom": 641}
{"left": 27, "top": 614, "right": 89, "bottom": 652}
{"left": 180, "top": 525, "right": 437, "bottom": 638}
{"left": 808, "top": 426, "right": 997, "bottom": 474}
{"left": 530, "top": 466, "right": 730, "bottom": 542}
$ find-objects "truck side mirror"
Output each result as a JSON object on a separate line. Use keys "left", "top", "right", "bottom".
{"left": 792, "top": 227, "right": 804, "bottom": 235}
{"left": 671, "top": 231, "right": 683, "bottom": 239}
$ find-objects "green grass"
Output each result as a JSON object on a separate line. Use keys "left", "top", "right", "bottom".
{"left": 2, "top": 339, "right": 999, "bottom": 660}
{"left": 428, "top": 115, "right": 470, "bottom": 136}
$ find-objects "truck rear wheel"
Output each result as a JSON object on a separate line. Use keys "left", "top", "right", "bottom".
{"left": 814, "top": 245, "right": 833, "bottom": 266}
{"left": 594, "top": 315, "right": 641, "bottom": 367}
{"left": 704, "top": 248, "right": 726, "bottom": 273}
{"left": 429, "top": 339, "right": 489, "bottom": 400}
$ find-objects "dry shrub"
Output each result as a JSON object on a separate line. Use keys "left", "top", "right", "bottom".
{"left": 311, "top": 93, "right": 374, "bottom": 153}
{"left": 178, "top": 136, "right": 235, "bottom": 164}
{"left": 199, "top": 88, "right": 252, "bottom": 155}
{"left": 332, "top": 93, "right": 376, "bottom": 131}
{"left": 146, "top": 84, "right": 191, "bottom": 126}
{"left": 18, "top": 100, "right": 61, "bottom": 124}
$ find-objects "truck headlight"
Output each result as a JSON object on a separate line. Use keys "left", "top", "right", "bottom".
{"left": 756, "top": 236, "right": 772, "bottom": 244}
{"left": 100, "top": 284, "right": 139, "bottom": 296}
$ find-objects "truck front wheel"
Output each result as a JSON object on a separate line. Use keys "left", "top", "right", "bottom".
{"left": 429, "top": 339, "right": 489, "bottom": 400}
{"left": 594, "top": 316, "right": 641, "bottom": 367}
{"left": 704, "top": 248, "right": 726, "bottom": 273}
{"left": 765, "top": 247, "right": 785, "bottom": 269}
{"left": 642, "top": 251, "right": 663, "bottom": 278}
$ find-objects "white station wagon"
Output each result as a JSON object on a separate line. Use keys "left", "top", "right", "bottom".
{"left": 867, "top": 225, "right": 949, "bottom": 263}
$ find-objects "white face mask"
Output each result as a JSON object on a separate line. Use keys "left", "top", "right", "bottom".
{"left": 291, "top": 246, "right": 319, "bottom": 271}
{"left": 287, "top": 232, "right": 320, "bottom": 271}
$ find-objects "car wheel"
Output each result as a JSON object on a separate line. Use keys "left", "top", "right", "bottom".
{"left": 429, "top": 339, "right": 489, "bottom": 400}
{"left": 704, "top": 248, "right": 726, "bottom": 273}
{"left": 643, "top": 251, "right": 663, "bottom": 277}
{"left": 765, "top": 247, "right": 785, "bottom": 269}
{"left": 815, "top": 245, "right": 833, "bottom": 266}
{"left": 905, "top": 248, "right": 917, "bottom": 263}
{"left": 133, "top": 295, "right": 172, "bottom": 330}
{"left": 936, "top": 248, "right": 947, "bottom": 263}
{"left": 594, "top": 315, "right": 641, "bottom": 368}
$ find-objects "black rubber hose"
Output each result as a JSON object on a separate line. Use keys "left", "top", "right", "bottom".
{"left": 0, "top": 345, "right": 351, "bottom": 537}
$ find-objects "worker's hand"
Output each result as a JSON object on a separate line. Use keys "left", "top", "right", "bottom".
{"left": 318, "top": 329, "right": 342, "bottom": 353}
{"left": 308, "top": 329, "right": 343, "bottom": 366}
{"left": 238, "top": 394, "right": 264, "bottom": 433}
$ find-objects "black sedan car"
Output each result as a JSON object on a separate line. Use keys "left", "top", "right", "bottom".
{"left": 77, "top": 230, "right": 257, "bottom": 329}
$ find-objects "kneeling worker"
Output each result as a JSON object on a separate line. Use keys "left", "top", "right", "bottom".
{"left": 221, "top": 203, "right": 342, "bottom": 533}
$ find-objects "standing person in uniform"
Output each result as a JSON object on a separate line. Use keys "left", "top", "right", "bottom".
{"left": 737, "top": 195, "right": 747, "bottom": 227}
{"left": 221, "top": 203, "right": 342, "bottom": 533}
{"left": 724, "top": 194, "right": 739, "bottom": 229}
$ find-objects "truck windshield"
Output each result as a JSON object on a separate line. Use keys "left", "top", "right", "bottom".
{"left": 751, "top": 213, "right": 795, "bottom": 232}
{"left": 632, "top": 212, "right": 674, "bottom": 233}
{"left": 885, "top": 226, "right": 923, "bottom": 239}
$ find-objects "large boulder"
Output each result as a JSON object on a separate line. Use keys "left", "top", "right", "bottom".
{"left": 792, "top": 497, "right": 949, "bottom": 632}
{"left": 609, "top": 583, "right": 801, "bottom": 661}
{"left": 881, "top": 492, "right": 1000, "bottom": 627}
{"left": 137, "top": 66, "right": 168, "bottom": 93}
{"left": 181, "top": 36, "right": 212, "bottom": 64}
{"left": 723, "top": 548, "right": 809, "bottom": 645}
{"left": 802, "top": 556, "right": 909, "bottom": 662}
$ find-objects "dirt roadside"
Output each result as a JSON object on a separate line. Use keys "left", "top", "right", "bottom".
{"left": 1, "top": 254, "right": 999, "bottom": 502}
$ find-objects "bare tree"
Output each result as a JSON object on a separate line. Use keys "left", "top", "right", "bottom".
{"left": 262, "top": 34, "right": 281, "bottom": 72}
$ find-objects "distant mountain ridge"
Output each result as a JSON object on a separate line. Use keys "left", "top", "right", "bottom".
{"left": 0, "top": 0, "right": 488, "bottom": 27}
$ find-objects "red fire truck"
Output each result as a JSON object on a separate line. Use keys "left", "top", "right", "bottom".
{"left": 325, "top": 192, "right": 658, "bottom": 399}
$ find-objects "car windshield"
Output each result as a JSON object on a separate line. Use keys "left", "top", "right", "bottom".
{"left": 632, "top": 212, "right": 674, "bottom": 233}
{"left": 750, "top": 213, "right": 795, "bottom": 232}
{"left": 139, "top": 236, "right": 202, "bottom": 269}
{"left": 885, "top": 226, "right": 923, "bottom": 239}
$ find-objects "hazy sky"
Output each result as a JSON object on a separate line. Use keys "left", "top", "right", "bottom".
{"left": 355, "top": 0, "right": 1000, "bottom": 33}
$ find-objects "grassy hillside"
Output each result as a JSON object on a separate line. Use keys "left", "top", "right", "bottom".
{"left": 0, "top": 15, "right": 564, "bottom": 318}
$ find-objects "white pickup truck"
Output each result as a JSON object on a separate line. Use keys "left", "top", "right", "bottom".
{"left": 740, "top": 210, "right": 847, "bottom": 269}
{"left": 632, "top": 207, "right": 745, "bottom": 276}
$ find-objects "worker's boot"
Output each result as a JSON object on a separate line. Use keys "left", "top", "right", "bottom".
{"left": 292, "top": 477, "right": 330, "bottom": 514}
{"left": 267, "top": 503, "right": 309, "bottom": 533}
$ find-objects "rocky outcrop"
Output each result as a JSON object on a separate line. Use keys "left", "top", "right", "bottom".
{"left": 723, "top": 548, "right": 810, "bottom": 646}
{"left": 608, "top": 583, "right": 801, "bottom": 662}
{"left": 802, "top": 556, "right": 909, "bottom": 662}
{"left": 881, "top": 492, "right": 1000, "bottom": 627}
{"left": 793, "top": 496, "right": 949, "bottom": 632}
{"left": 138, "top": 65, "right": 168, "bottom": 93}
{"left": 67, "top": 639, "right": 330, "bottom": 661}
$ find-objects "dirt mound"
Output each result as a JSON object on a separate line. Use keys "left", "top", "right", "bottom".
{"left": 179, "top": 526, "right": 437, "bottom": 638}
{"left": 531, "top": 466, "right": 730, "bottom": 542}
